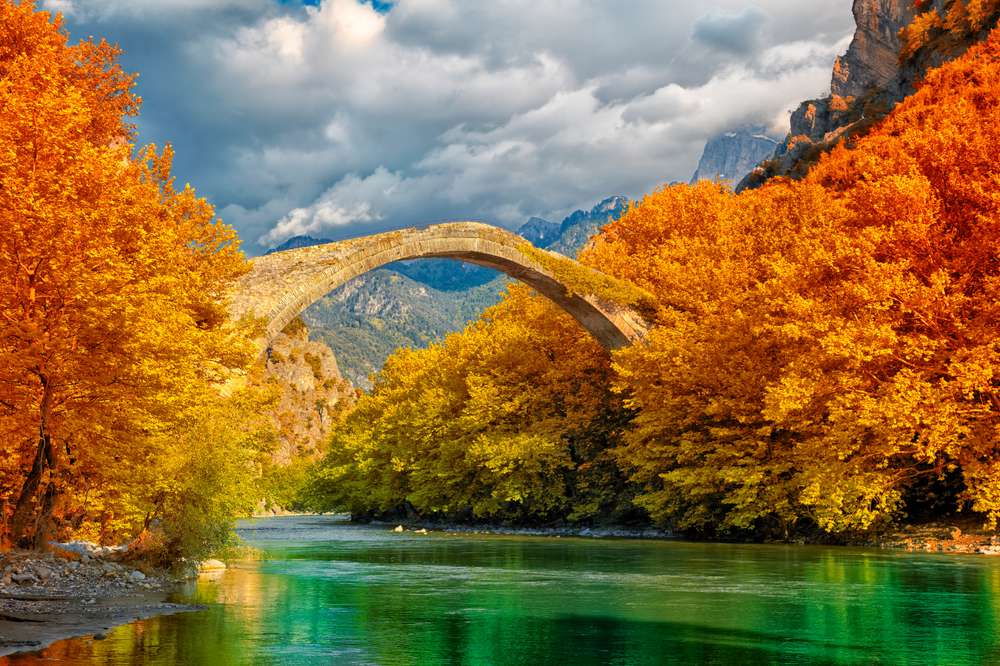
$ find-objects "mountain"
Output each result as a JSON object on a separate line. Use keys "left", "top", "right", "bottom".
{"left": 383, "top": 259, "right": 497, "bottom": 291}
{"left": 265, "top": 235, "right": 332, "bottom": 254}
{"left": 302, "top": 272, "right": 503, "bottom": 387}
{"left": 690, "top": 127, "right": 779, "bottom": 185}
{"left": 517, "top": 217, "right": 560, "bottom": 248}
{"left": 278, "top": 196, "right": 629, "bottom": 388}
{"left": 739, "top": 0, "right": 1000, "bottom": 190}
{"left": 549, "top": 196, "right": 627, "bottom": 256}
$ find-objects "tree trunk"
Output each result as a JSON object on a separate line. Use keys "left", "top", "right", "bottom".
{"left": 9, "top": 374, "right": 55, "bottom": 549}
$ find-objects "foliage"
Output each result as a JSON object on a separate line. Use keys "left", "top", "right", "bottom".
{"left": 0, "top": 1, "right": 261, "bottom": 554}
{"left": 260, "top": 456, "right": 316, "bottom": 513}
{"left": 307, "top": 286, "right": 636, "bottom": 525}
{"left": 126, "top": 385, "right": 276, "bottom": 565}
{"left": 901, "top": 0, "right": 1000, "bottom": 62}
{"left": 583, "top": 25, "right": 1000, "bottom": 534}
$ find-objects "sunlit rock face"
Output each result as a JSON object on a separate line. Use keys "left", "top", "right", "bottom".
{"left": 264, "top": 321, "right": 354, "bottom": 465}
{"left": 832, "top": 0, "right": 922, "bottom": 98}
{"left": 738, "top": 0, "right": 990, "bottom": 190}
{"left": 689, "top": 127, "right": 779, "bottom": 186}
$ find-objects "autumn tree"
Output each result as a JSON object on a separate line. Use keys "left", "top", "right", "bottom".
{"left": 583, "top": 22, "right": 1000, "bottom": 534}
{"left": 307, "top": 285, "right": 636, "bottom": 525}
{"left": 0, "top": 1, "right": 254, "bottom": 549}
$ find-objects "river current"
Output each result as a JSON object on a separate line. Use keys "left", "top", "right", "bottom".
{"left": 9, "top": 515, "right": 1000, "bottom": 664}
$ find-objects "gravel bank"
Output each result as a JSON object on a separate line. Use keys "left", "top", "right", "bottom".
{"left": 0, "top": 548, "right": 199, "bottom": 657}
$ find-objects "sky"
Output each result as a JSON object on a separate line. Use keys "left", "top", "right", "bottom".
{"left": 45, "top": 0, "right": 856, "bottom": 255}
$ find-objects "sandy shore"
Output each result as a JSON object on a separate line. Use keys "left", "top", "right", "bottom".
{"left": 0, "top": 549, "right": 200, "bottom": 658}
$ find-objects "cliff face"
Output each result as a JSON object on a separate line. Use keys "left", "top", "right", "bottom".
{"left": 690, "top": 127, "right": 779, "bottom": 185}
{"left": 264, "top": 320, "right": 355, "bottom": 464}
{"left": 831, "top": 0, "right": 923, "bottom": 99}
{"left": 739, "top": 0, "right": 993, "bottom": 190}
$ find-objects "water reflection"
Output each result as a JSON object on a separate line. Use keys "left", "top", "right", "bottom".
{"left": 6, "top": 516, "right": 1000, "bottom": 665}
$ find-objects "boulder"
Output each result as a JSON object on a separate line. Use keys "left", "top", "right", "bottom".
{"left": 198, "top": 559, "right": 227, "bottom": 572}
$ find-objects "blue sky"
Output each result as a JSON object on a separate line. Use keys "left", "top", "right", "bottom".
{"left": 45, "top": 0, "right": 854, "bottom": 255}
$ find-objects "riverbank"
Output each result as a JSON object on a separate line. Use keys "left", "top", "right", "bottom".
{"left": 375, "top": 517, "right": 1000, "bottom": 554}
{"left": 0, "top": 549, "right": 198, "bottom": 657}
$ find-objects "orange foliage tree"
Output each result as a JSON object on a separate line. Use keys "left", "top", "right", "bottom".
{"left": 0, "top": 2, "right": 253, "bottom": 548}
{"left": 584, "top": 22, "right": 1000, "bottom": 534}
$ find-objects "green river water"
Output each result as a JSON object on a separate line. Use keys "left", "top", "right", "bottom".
{"left": 8, "top": 515, "right": 1000, "bottom": 665}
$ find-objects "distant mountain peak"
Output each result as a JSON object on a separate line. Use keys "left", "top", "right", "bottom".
{"left": 590, "top": 196, "right": 627, "bottom": 216}
{"left": 517, "top": 217, "right": 560, "bottom": 248}
{"left": 265, "top": 235, "right": 332, "bottom": 255}
{"left": 690, "top": 126, "right": 780, "bottom": 185}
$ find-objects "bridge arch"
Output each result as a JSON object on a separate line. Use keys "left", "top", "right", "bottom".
{"left": 229, "top": 222, "right": 650, "bottom": 352}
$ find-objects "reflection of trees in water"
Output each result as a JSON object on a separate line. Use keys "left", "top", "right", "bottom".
{"left": 16, "top": 525, "right": 1000, "bottom": 665}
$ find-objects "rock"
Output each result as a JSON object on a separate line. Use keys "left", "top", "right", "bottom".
{"left": 393, "top": 525, "right": 405, "bottom": 533}
{"left": 93, "top": 633, "right": 107, "bottom": 640}
{"left": 264, "top": 323, "right": 354, "bottom": 466}
{"left": 832, "top": 0, "right": 924, "bottom": 99}
{"left": 690, "top": 126, "right": 779, "bottom": 185}
{"left": 415, "top": 528, "right": 428, "bottom": 535}
{"left": 738, "top": 0, "right": 993, "bottom": 191}
{"left": 129, "top": 570, "right": 146, "bottom": 582}
{"left": 198, "top": 559, "right": 227, "bottom": 572}
{"left": 11, "top": 573, "right": 36, "bottom": 585}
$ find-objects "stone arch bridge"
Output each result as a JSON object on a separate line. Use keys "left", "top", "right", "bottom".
{"left": 229, "top": 222, "right": 651, "bottom": 353}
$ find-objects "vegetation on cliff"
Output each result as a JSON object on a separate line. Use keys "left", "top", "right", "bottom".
{"left": 310, "top": 23, "right": 1000, "bottom": 537}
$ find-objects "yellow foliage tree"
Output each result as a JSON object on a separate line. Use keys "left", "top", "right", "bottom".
{"left": 308, "top": 286, "right": 635, "bottom": 524}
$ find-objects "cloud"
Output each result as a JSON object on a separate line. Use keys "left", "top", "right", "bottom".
{"left": 693, "top": 7, "right": 768, "bottom": 55}
{"left": 52, "top": 1, "right": 856, "bottom": 253}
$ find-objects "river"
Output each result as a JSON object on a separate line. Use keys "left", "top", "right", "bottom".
{"left": 7, "top": 515, "right": 1000, "bottom": 664}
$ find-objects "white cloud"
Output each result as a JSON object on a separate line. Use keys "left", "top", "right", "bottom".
{"left": 53, "top": 1, "right": 857, "bottom": 252}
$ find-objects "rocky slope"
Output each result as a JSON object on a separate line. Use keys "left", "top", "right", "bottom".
{"left": 263, "top": 320, "right": 355, "bottom": 463}
{"left": 740, "top": 0, "right": 998, "bottom": 189}
{"left": 689, "top": 127, "right": 779, "bottom": 185}
{"left": 303, "top": 272, "right": 502, "bottom": 388}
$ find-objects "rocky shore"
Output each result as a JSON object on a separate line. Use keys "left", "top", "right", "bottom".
{"left": 0, "top": 545, "right": 199, "bottom": 657}
{"left": 379, "top": 518, "right": 1000, "bottom": 555}
{"left": 374, "top": 520, "right": 674, "bottom": 540}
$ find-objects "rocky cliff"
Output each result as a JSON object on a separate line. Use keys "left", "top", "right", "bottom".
{"left": 740, "top": 0, "right": 997, "bottom": 189}
{"left": 690, "top": 127, "right": 779, "bottom": 185}
{"left": 264, "top": 319, "right": 355, "bottom": 464}
{"left": 831, "top": 0, "right": 923, "bottom": 99}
